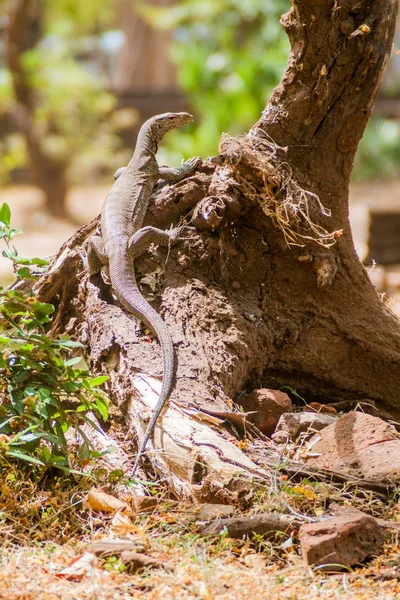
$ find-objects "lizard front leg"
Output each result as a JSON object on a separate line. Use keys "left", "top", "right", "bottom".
{"left": 128, "top": 225, "right": 194, "bottom": 258}
{"left": 158, "top": 156, "right": 202, "bottom": 183}
{"left": 114, "top": 156, "right": 202, "bottom": 183}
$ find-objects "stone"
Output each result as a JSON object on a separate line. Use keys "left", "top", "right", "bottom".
{"left": 300, "top": 513, "right": 384, "bottom": 569}
{"left": 304, "top": 411, "right": 400, "bottom": 482}
{"left": 329, "top": 503, "right": 400, "bottom": 532}
{"left": 303, "top": 402, "right": 337, "bottom": 414}
{"left": 274, "top": 412, "right": 338, "bottom": 441}
{"left": 182, "top": 503, "right": 235, "bottom": 522}
{"left": 120, "top": 551, "right": 169, "bottom": 573}
{"left": 271, "top": 430, "right": 291, "bottom": 444}
{"left": 239, "top": 389, "right": 292, "bottom": 435}
{"left": 198, "top": 513, "right": 301, "bottom": 538}
{"left": 131, "top": 495, "right": 160, "bottom": 512}
{"left": 85, "top": 539, "right": 146, "bottom": 557}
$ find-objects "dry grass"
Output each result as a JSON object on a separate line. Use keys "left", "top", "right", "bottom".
{"left": 2, "top": 459, "right": 400, "bottom": 600}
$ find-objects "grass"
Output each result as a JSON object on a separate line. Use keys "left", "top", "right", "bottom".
{"left": 1, "top": 456, "right": 400, "bottom": 600}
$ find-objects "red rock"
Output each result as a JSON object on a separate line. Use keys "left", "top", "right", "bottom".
{"left": 304, "top": 402, "right": 337, "bottom": 414}
{"left": 239, "top": 389, "right": 292, "bottom": 435}
{"left": 304, "top": 411, "right": 400, "bottom": 482}
{"left": 274, "top": 411, "right": 338, "bottom": 440}
{"left": 300, "top": 513, "right": 384, "bottom": 569}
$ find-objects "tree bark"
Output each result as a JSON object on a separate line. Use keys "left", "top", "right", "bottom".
{"left": 6, "top": 0, "right": 69, "bottom": 219}
{"left": 35, "top": 0, "right": 400, "bottom": 500}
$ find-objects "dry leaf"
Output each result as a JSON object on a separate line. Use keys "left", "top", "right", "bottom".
{"left": 110, "top": 510, "right": 136, "bottom": 535}
{"left": 197, "top": 582, "right": 214, "bottom": 600}
{"left": 243, "top": 554, "right": 266, "bottom": 569}
{"left": 56, "top": 552, "right": 98, "bottom": 581}
{"left": 87, "top": 489, "right": 133, "bottom": 515}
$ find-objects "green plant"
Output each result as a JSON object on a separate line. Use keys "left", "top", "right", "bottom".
{"left": 0, "top": 203, "right": 109, "bottom": 475}
{"left": 143, "top": 0, "right": 290, "bottom": 160}
{"left": 146, "top": 0, "right": 400, "bottom": 180}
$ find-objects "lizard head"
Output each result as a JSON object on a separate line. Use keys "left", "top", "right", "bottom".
{"left": 153, "top": 112, "right": 194, "bottom": 137}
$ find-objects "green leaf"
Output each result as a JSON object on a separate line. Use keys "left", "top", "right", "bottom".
{"left": 87, "top": 376, "right": 108, "bottom": 387}
{"left": 2, "top": 248, "right": 16, "bottom": 260}
{"left": 13, "top": 431, "right": 47, "bottom": 443}
{"left": 9, "top": 229, "right": 23, "bottom": 239}
{"left": 57, "top": 339, "right": 83, "bottom": 348}
{"left": 0, "top": 203, "right": 11, "bottom": 227}
{"left": 16, "top": 267, "right": 33, "bottom": 279}
{"left": 79, "top": 416, "right": 105, "bottom": 435}
{"left": 19, "top": 343, "right": 35, "bottom": 352}
{"left": 28, "top": 257, "right": 49, "bottom": 266}
{"left": 64, "top": 356, "right": 83, "bottom": 367}
{"left": 93, "top": 396, "right": 109, "bottom": 421}
{"left": 41, "top": 445, "right": 51, "bottom": 462}
{"left": 31, "top": 302, "right": 55, "bottom": 318}
{"left": 0, "top": 417, "right": 14, "bottom": 431}
{"left": 6, "top": 450, "right": 45, "bottom": 466}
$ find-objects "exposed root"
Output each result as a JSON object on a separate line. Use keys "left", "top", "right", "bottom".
{"left": 218, "top": 132, "right": 343, "bottom": 249}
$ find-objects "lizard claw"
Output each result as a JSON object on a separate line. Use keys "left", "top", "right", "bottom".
{"left": 184, "top": 156, "right": 202, "bottom": 169}
{"left": 170, "top": 225, "right": 196, "bottom": 242}
{"left": 100, "top": 266, "right": 111, "bottom": 286}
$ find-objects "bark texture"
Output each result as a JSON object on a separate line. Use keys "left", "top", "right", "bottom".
{"left": 35, "top": 0, "right": 400, "bottom": 499}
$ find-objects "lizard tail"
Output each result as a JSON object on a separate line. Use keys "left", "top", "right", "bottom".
{"left": 110, "top": 264, "right": 174, "bottom": 476}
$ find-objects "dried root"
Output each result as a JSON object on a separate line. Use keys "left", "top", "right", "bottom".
{"left": 217, "top": 132, "right": 343, "bottom": 249}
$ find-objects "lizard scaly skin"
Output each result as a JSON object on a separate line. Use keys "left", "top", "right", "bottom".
{"left": 87, "top": 112, "right": 200, "bottom": 475}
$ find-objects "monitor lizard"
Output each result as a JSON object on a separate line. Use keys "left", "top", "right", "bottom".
{"left": 87, "top": 112, "right": 201, "bottom": 475}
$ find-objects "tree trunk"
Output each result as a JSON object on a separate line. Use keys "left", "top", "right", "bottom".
{"left": 6, "top": 0, "right": 69, "bottom": 219}
{"left": 111, "top": 0, "right": 179, "bottom": 94}
{"left": 35, "top": 0, "right": 400, "bottom": 500}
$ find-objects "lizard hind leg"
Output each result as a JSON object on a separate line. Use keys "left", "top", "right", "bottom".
{"left": 87, "top": 235, "right": 108, "bottom": 273}
{"left": 87, "top": 235, "right": 111, "bottom": 286}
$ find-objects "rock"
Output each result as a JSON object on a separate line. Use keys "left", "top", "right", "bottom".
{"left": 274, "top": 412, "right": 338, "bottom": 441}
{"left": 131, "top": 495, "right": 160, "bottom": 512}
{"left": 243, "top": 554, "right": 267, "bottom": 569}
{"left": 85, "top": 539, "right": 146, "bottom": 557}
{"left": 239, "top": 389, "right": 292, "bottom": 435}
{"left": 182, "top": 503, "right": 235, "bottom": 522}
{"left": 198, "top": 513, "right": 302, "bottom": 538}
{"left": 271, "top": 430, "right": 291, "bottom": 444}
{"left": 300, "top": 513, "right": 384, "bottom": 569}
{"left": 329, "top": 503, "right": 400, "bottom": 532}
{"left": 120, "top": 551, "right": 170, "bottom": 573}
{"left": 303, "top": 402, "right": 337, "bottom": 414}
{"left": 304, "top": 411, "right": 400, "bottom": 482}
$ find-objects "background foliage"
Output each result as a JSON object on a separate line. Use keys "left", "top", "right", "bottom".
{"left": 0, "top": 0, "right": 399, "bottom": 194}
{"left": 0, "top": 0, "right": 133, "bottom": 186}
{"left": 144, "top": 0, "right": 290, "bottom": 160}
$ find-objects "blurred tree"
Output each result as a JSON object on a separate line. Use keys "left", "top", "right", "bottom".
{"left": 146, "top": 0, "right": 400, "bottom": 179}
{"left": 1, "top": 0, "right": 134, "bottom": 219}
{"left": 142, "top": 0, "right": 290, "bottom": 160}
{"left": 112, "top": 0, "right": 178, "bottom": 95}
{"left": 110, "top": 0, "right": 189, "bottom": 149}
